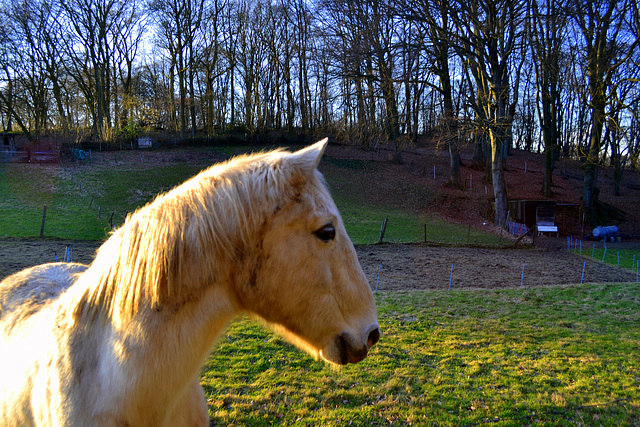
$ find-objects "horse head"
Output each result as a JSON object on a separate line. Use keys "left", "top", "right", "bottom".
{"left": 235, "top": 139, "right": 380, "bottom": 365}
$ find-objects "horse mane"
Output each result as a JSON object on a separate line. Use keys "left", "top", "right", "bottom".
{"left": 73, "top": 148, "right": 320, "bottom": 321}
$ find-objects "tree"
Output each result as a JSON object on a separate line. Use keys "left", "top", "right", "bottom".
{"left": 528, "top": 0, "right": 567, "bottom": 196}
{"left": 368, "top": 0, "right": 400, "bottom": 143}
{"left": 56, "top": 0, "right": 142, "bottom": 143}
{"left": 320, "top": 0, "right": 400, "bottom": 147}
{"left": 280, "top": 0, "right": 313, "bottom": 132}
{"left": 290, "top": 0, "right": 313, "bottom": 132}
{"left": 6, "top": 0, "right": 65, "bottom": 134}
{"left": 232, "top": 0, "right": 268, "bottom": 132}
{"left": 111, "top": 0, "right": 146, "bottom": 132}
{"left": 149, "top": 0, "right": 205, "bottom": 141}
{"left": 197, "top": 0, "right": 227, "bottom": 135}
{"left": 318, "top": 0, "right": 374, "bottom": 142}
{"left": 451, "top": 0, "right": 527, "bottom": 225}
{"left": 568, "top": 0, "right": 639, "bottom": 224}
{"left": 0, "top": 7, "right": 34, "bottom": 138}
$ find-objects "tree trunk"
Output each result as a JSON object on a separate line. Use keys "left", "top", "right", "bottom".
{"left": 491, "top": 134, "right": 508, "bottom": 226}
{"left": 189, "top": 43, "right": 197, "bottom": 138}
{"left": 472, "top": 130, "right": 488, "bottom": 168}
{"left": 169, "top": 62, "right": 178, "bottom": 132}
{"left": 230, "top": 60, "right": 235, "bottom": 126}
{"left": 582, "top": 107, "right": 605, "bottom": 225}
{"left": 441, "top": 63, "right": 462, "bottom": 188}
{"left": 542, "top": 141, "right": 554, "bottom": 197}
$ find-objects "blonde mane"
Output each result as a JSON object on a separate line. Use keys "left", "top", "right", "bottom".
{"left": 74, "top": 149, "right": 321, "bottom": 321}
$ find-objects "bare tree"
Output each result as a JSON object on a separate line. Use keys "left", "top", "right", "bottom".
{"left": 196, "top": 0, "right": 227, "bottom": 135}
{"left": 451, "top": 0, "right": 527, "bottom": 225}
{"left": 149, "top": 0, "right": 205, "bottom": 141}
{"left": 368, "top": 0, "right": 400, "bottom": 144}
{"left": 568, "top": 0, "right": 639, "bottom": 224}
{"left": 111, "top": 0, "right": 146, "bottom": 132}
{"left": 605, "top": 61, "right": 639, "bottom": 195}
{"left": 318, "top": 0, "right": 374, "bottom": 142}
{"left": 233, "top": 0, "right": 268, "bottom": 132}
{"left": 5, "top": 0, "right": 73, "bottom": 134}
{"left": 287, "top": 0, "right": 313, "bottom": 132}
{"left": 320, "top": 0, "right": 400, "bottom": 149}
{"left": 395, "top": 0, "right": 463, "bottom": 187}
{"left": 1, "top": 2, "right": 49, "bottom": 136}
{"left": 528, "top": 0, "right": 567, "bottom": 196}
{"left": 54, "top": 0, "right": 143, "bottom": 144}
{"left": 0, "top": 19, "right": 31, "bottom": 138}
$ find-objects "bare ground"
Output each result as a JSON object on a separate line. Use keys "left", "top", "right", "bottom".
{"left": 356, "top": 241, "right": 637, "bottom": 291}
{"left": 0, "top": 238, "right": 100, "bottom": 280}
{"left": 0, "top": 237, "right": 636, "bottom": 290}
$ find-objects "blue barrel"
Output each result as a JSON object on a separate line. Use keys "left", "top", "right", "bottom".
{"left": 592, "top": 225, "right": 618, "bottom": 238}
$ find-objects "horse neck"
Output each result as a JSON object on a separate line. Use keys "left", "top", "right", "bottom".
{"left": 63, "top": 173, "right": 262, "bottom": 420}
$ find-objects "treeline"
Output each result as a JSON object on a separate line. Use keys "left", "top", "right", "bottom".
{"left": 0, "top": 0, "right": 638, "bottom": 224}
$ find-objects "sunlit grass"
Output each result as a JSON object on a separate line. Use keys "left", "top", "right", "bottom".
{"left": 336, "top": 203, "right": 503, "bottom": 246}
{"left": 202, "top": 283, "right": 640, "bottom": 426}
{"left": 0, "top": 162, "right": 99, "bottom": 239}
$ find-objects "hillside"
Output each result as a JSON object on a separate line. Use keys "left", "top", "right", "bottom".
{"left": 323, "top": 139, "right": 640, "bottom": 240}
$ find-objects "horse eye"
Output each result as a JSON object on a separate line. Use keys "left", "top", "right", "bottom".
{"left": 314, "top": 223, "right": 336, "bottom": 242}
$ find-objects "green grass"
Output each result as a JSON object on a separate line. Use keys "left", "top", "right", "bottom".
{"left": 577, "top": 244, "right": 640, "bottom": 273}
{"left": 0, "top": 162, "right": 98, "bottom": 239}
{"left": 335, "top": 203, "right": 504, "bottom": 246}
{"left": 0, "top": 160, "right": 207, "bottom": 240}
{"left": 79, "top": 164, "right": 205, "bottom": 235}
{"left": 202, "top": 284, "right": 640, "bottom": 426}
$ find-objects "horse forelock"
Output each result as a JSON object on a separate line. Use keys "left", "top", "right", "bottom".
{"left": 74, "top": 148, "right": 319, "bottom": 322}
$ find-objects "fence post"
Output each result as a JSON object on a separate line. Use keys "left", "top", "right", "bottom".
{"left": 39, "top": 205, "right": 47, "bottom": 238}
{"left": 378, "top": 217, "right": 388, "bottom": 244}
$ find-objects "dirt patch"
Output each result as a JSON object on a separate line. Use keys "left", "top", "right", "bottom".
{"left": 356, "top": 242, "right": 637, "bottom": 291}
{"left": 0, "top": 238, "right": 101, "bottom": 279}
{"left": 0, "top": 238, "right": 636, "bottom": 290}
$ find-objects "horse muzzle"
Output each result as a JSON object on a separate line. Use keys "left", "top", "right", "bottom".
{"left": 323, "top": 324, "right": 381, "bottom": 365}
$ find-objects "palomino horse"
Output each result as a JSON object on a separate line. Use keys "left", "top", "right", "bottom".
{"left": 0, "top": 139, "right": 380, "bottom": 426}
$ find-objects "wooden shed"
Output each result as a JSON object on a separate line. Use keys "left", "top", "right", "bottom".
{"left": 508, "top": 200, "right": 558, "bottom": 235}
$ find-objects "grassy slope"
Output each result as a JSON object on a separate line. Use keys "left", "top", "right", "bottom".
{"left": 0, "top": 159, "right": 206, "bottom": 240}
{"left": 319, "top": 157, "right": 504, "bottom": 246}
{"left": 0, "top": 147, "right": 503, "bottom": 245}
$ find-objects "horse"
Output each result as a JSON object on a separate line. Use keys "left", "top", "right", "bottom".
{"left": 0, "top": 139, "right": 380, "bottom": 426}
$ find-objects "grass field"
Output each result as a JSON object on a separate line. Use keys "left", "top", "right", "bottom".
{"left": 580, "top": 244, "right": 640, "bottom": 275}
{"left": 0, "top": 156, "right": 211, "bottom": 240}
{"left": 203, "top": 284, "right": 640, "bottom": 426}
{"left": 319, "top": 156, "right": 505, "bottom": 246}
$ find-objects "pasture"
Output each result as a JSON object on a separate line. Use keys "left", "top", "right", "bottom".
{"left": 0, "top": 144, "right": 638, "bottom": 425}
{"left": 205, "top": 284, "right": 639, "bottom": 426}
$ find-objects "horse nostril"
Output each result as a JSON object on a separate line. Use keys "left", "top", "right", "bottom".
{"left": 367, "top": 327, "right": 381, "bottom": 348}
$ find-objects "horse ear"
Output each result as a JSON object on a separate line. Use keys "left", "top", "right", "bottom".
{"left": 289, "top": 138, "right": 328, "bottom": 176}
